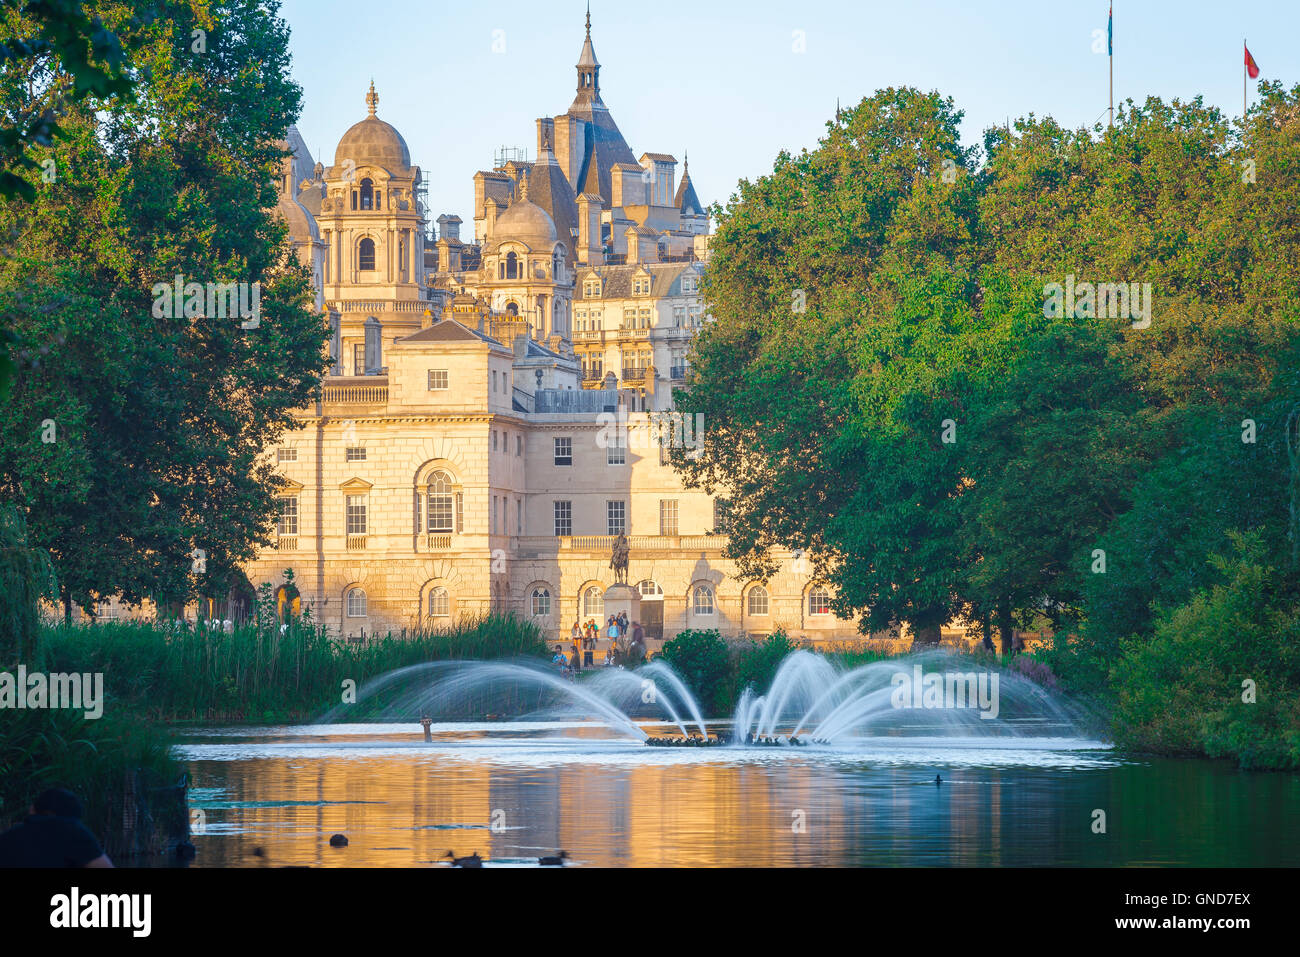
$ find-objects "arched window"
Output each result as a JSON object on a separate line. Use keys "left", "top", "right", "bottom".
{"left": 359, "top": 177, "right": 374, "bottom": 210}
{"left": 637, "top": 580, "right": 663, "bottom": 598}
{"left": 358, "top": 238, "right": 376, "bottom": 271}
{"left": 583, "top": 586, "right": 604, "bottom": 619}
{"left": 505, "top": 251, "right": 518, "bottom": 279}
{"left": 808, "top": 586, "right": 831, "bottom": 616}
{"left": 693, "top": 584, "right": 715, "bottom": 616}
{"left": 346, "top": 587, "right": 367, "bottom": 618}
{"left": 505, "top": 301, "right": 519, "bottom": 316}
{"left": 552, "top": 250, "right": 564, "bottom": 279}
{"left": 429, "top": 587, "right": 449, "bottom": 618}
{"left": 427, "top": 470, "right": 456, "bottom": 533}
{"left": 531, "top": 588, "right": 551, "bottom": 617}
{"left": 747, "top": 585, "right": 769, "bottom": 617}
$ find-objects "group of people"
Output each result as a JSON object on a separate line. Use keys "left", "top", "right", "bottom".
{"left": 550, "top": 612, "right": 648, "bottom": 676}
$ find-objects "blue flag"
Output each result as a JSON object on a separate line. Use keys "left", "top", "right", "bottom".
{"left": 1108, "top": 4, "right": 1113, "bottom": 56}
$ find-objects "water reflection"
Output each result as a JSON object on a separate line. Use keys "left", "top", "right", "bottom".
{"left": 176, "top": 725, "right": 1300, "bottom": 867}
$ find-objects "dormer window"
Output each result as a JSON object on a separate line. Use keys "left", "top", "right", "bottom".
{"left": 633, "top": 276, "right": 651, "bottom": 296}
{"left": 682, "top": 274, "right": 698, "bottom": 294}
{"left": 583, "top": 278, "right": 602, "bottom": 298}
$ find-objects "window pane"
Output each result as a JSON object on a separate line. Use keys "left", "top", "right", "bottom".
{"left": 607, "top": 500, "right": 626, "bottom": 535}
{"left": 346, "top": 495, "right": 367, "bottom": 535}
{"left": 278, "top": 496, "right": 299, "bottom": 536}
{"left": 554, "top": 437, "right": 572, "bottom": 466}
{"left": 659, "top": 500, "right": 678, "bottom": 536}
{"left": 554, "top": 501, "right": 572, "bottom": 536}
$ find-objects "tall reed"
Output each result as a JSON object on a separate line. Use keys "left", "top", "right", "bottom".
{"left": 36, "top": 613, "right": 549, "bottom": 722}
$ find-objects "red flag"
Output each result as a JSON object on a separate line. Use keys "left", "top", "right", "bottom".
{"left": 1245, "top": 44, "right": 1260, "bottom": 79}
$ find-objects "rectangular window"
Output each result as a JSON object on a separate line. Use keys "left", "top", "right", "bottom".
{"left": 428, "top": 491, "right": 453, "bottom": 533}
{"left": 638, "top": 307, "right": 652, "bottom": 328}
{"left": 516, "top": 499, "right": 522, "bottom": 534}
{"left": 492, "top": 430, "right": 498, "bottom": 452}
{"left": 590, "top": 309, "right": 602, "bottom": 330}
{"left": 607, "top": 500, "right": 626, "bottom": 535}
{"left": 623, "top": 307, "right": 636, "bottom": 328}
{"left": 428, "top": 369, "right": 449, "bottom": 390}
{"left": 554, "top": 437, "right": 572, "bottom": 466}
{"left": 277, "top": 448, "right": 297, "bottom": 463}
{"left": 659, "top": 499, "right": 678, "bottom": 536}
{"left": 554, "top": 501, "right": 572, "bottom": 537}
{"left": 516, "top": 434, "right": 522, "bottom": 456}
{"left": 713, "top": 498, "right": 729, "bottom": 533}
{"left": 491, "top": 495, "right": 497, "bottom": 534}
{"left": 346, "top": 495, "right": 367, "bottom": 535}
{"left": 607, "top": 432, "right": 626, "bottom": 466}
{"left": 492, "top": 370, "right": 497, "bottom": 392}
{"left": 278, "top": 496, "right": 299, "bottom": 536}
{"left": 673, "top": 305, "right": 686, "bottom": 327}
{"left": 353, "top": 344, "right": 365, "bottom": 376}
{"left": 345, "top": 447, "right": 366, "bottom": 462}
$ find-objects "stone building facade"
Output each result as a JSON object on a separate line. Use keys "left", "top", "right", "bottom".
{"left": 242, "top": 14, "right": 869, "bottom": 643}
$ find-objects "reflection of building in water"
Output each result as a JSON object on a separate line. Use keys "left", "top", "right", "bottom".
{"left": 237, "top": 13, "right": 873, "bottom": 643}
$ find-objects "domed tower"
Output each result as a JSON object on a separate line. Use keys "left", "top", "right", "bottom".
{"left": 483, "top": 171, "right": 573, "bottom": 345}
{"left": 316, "top": 82, "right": 429, "bottom": 375}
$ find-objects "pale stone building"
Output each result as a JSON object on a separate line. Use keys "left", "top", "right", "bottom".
{"left": 244, "top": 15, "right": 870, "bottom": 644}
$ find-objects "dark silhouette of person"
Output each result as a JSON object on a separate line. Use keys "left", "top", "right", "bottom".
{"left": 0, "top": 788, "right": 113, "bottom": 868}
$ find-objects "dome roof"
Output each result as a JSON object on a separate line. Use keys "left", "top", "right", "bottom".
{"left": 491, "top": 175, "right": 559, "bottom": 251}
{"left": 334, "top": 82, "right": 412, "bottom": 173}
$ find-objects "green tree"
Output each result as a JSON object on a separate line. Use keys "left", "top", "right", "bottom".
{"left": 0, "top": 0, "right": 329, "bottom": 617}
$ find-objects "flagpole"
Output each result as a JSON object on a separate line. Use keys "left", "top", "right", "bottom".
{"left": 1243, "top": 38, "right": 1248, "bottom": 117}
{"left": 1108, "top": 3, "right": 1114, "bottom": 128}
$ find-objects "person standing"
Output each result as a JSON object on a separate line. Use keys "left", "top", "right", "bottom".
{"left": 571, "top": 641, "right": 582, "bottom": 673}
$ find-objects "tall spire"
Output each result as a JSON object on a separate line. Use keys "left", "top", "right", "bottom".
{"left": 366, "top": 79, "right": 378, "bottom": 117}
{"left": 575, "top": 7, "right": 600, "bottom": 100}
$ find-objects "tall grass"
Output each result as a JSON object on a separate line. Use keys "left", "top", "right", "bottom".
{"left": 37, "top": 613, "right": 550, "bottom": 722}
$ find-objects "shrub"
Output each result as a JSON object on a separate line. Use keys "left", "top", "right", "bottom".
{"left": 660, "top": 629, "right": 732, "bottom": 716}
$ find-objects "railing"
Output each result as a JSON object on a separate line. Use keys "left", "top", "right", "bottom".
{"left": 573, "top": 330, "right": 605, "bottom": 342}
{"left": 558, "top": 534, "right": 728, "bottom": 552}
{"left": 669, "top": 366, "right": 689, "bottom": 379}
{"left": 275, "top": 536, "right": 297, "bottom": 551}
{"left": 346, "top": 535, "right": 367, "bottom": 551}
{"left": 330, "top": 300, "right": 432, "bottom": 313}
{"left": 426, "top": 534, "right": 452, "bottom": 549}
{"left": 323, "top": 384, "right": 389, "bottom": 404}
{"left": 614, "top": 327, "right": 651, "bottom": 340}
{"left": 621, "top": 369, "right": 647, "bottom": 383}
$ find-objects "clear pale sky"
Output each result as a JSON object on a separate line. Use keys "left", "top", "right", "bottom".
{"left": 280, "top": 0, "right": 1299, "bottom": 227}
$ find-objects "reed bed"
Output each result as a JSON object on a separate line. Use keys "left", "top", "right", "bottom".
{"left": 35, "top": 614, "right": 550, "bottom": 722}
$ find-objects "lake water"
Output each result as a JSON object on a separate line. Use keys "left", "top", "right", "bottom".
{"left": 174, "top": 722, "right": 1300, "bottom": 867}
